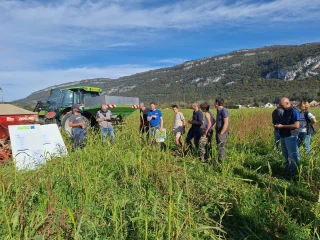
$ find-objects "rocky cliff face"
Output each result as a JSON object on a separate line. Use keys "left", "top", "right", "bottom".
{"left": 266, "top": 56, "right": 320, "bottom": 80}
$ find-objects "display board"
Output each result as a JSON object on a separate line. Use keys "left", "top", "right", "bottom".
{"left": 9, "top": 124, "right": 45, "bottom": 170}
{"left": 9, "top": 124, "right": 68, "bottom": 170}
{"left": 155, "top": 128, "right": 166, "bottom": 142}
{"left": 40, "top": 124, "right": 68, "bottom": 159}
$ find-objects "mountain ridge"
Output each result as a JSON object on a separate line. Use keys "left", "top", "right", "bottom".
{"left": 15, "top": 42, "right": 320, "bottom": 106}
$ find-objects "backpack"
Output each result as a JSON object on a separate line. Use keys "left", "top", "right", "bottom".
{"left": 305, "top": 111, "right": 316, "bottom": 135}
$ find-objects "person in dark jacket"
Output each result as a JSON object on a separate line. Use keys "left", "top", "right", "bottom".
{"left": 185, "top": 102, "right": 203, "bottom": 149}
{"left": 139, "top": 103, "right": 150, "bottom": 139}
{"left": 272, "top": 106, "right": 284, "bottom": 149}
{"left": 274, "top": 97, "right": 300, "bottom": 178}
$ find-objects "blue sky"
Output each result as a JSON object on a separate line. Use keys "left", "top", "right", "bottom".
{"left": 0, "top": 0, "right": 320, "bottom": 101}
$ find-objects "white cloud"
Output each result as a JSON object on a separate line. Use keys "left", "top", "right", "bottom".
{"left": 0, "top": 65, "right": 157, "bottom": 101}
{"left": 1, "top": 0, "right": 317, "bottom": 70}
{"left": 1, "top": 0, "right": 319, "bottom": 50}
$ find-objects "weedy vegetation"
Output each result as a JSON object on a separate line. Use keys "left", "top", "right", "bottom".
{"left": 0, "top": 108, "right": 319, "bottom": 239}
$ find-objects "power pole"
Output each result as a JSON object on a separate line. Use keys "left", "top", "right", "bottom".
{"left": 0, "top": 87, "right": 3, "bottom": 103}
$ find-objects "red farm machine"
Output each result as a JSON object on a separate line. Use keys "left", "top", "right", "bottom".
{"left": 0, "top": 104, "right": 38, "bottom": 162}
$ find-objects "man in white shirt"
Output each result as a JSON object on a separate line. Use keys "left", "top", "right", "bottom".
{"left": 172, "top": 105, "right": 186, "bottom": 147}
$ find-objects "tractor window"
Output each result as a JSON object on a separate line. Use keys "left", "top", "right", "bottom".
{"left": 61, "top": 90, "right": 73, "bottom": 106}
{"left": 81, "top": 91, "right": 100, "bottom": 102}
{"left": 48, "top": 89, "right": 65, "bottom": 104}
{"left": 73, "top": 90, "right": 81, "bottom": 104}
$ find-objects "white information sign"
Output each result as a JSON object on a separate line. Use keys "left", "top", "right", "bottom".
{"left": 9, "top": 124, "right": 45, "bottom": 170}
{"left": 40, "top": 124, "right": 68, "bottom": 159}
{"left": 9, "top": 124, "right": 68, "bottom": 170}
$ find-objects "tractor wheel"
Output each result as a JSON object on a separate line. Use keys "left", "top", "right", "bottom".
{"left": 61, "top": 112, "right": 73, "bottom": 136}
{"left": 61, "top": 112, "right": 90, "bottom": 136}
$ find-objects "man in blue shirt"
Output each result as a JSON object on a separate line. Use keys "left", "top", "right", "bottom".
{"left": 147, "top": 102, "right": 164, "bottom": 139}
{"left": 274, "top": 97, "right": 300, "bottom": 179}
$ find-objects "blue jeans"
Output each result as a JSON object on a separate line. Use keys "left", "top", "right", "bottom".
{"left": 149, "top": 125, "right": 160, "bottom": 139}
{"left": 73, "top": 128, "right": 85, "bottom": 149}
{"left": 101, "top": 127, "right": 115, "bottom": 142}
{"left": 298, "top": 132, "right": 311, "bottom": 155}
{"left": 274, "top": 129, "right": 281, "bottom": 149}
{"left": 280, "top": 136, "right": 300, "bottom": 173}
{"left": 185, "top": 130, "right": 201, "bottom": 149}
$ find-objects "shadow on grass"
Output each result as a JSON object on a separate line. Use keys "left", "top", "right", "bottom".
{"left": 233, "top": 167, "right": 317, "bottom": 202}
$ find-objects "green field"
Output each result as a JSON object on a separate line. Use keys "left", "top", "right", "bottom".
{"left": 1, "top": 108, "right": 320, "bottom": 239}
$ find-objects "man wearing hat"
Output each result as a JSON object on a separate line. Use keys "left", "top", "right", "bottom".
{"left": 69, "top": 104, "right": 86, "bottom": 149}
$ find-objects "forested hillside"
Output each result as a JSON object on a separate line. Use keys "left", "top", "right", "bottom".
{"left": 15, "top": 42, "right": 320, "bottom": 106}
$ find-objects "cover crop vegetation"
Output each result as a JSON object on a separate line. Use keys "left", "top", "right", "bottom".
{"left": 0, "top": 108, "right": 319, "bottom": 239}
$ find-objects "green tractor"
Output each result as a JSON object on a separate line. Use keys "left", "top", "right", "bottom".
{"left": 34, "top": 86, "right": 139, "bottom": 134}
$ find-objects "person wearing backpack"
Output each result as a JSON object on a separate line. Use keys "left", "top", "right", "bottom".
{"left": 297, "top": 100, "right": 317, "bottom": 155}
{"left": 172, "top": 105, "right": 186, "bottom": 147}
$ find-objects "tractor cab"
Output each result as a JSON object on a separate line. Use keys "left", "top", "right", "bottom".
{"left": 48, "top": 86, "right": 101, "bottom": 107}
{"left": 66, "top": 86, "right": 102, "bottom": 105}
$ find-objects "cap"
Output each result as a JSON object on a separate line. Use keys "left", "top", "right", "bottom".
{"left": 72, "top": 104, "right": 80, "bottom": 109}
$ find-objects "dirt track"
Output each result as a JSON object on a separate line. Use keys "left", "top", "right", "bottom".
{"left": 0, "top": 104, "right": 36, "bottom": 115}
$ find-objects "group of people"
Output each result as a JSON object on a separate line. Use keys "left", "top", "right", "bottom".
{"left": 68, "top": 96, "right": 316, "bottom": 180}
{"left": 69, "top": 103, "right": 115, "bottom": 149}
{"left": 272, "top": 98, "right": 317, "bottom": 179}
{"left": 139, "top": 97, "right": 230, "bottom": 162}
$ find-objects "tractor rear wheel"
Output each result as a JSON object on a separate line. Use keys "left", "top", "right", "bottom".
{"left": 61, "top": 112, "right": 73, "bottom": 136}
{"left": 61, "top": 112, "right": 90, "bottom": 136}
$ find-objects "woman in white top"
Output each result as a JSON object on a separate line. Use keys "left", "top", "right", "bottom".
{"left": 172, "top": 105, "right": 186, "bottom": 147}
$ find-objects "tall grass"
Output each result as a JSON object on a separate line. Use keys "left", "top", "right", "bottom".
{"left": 0, "top": 107, "right": 319, "bottom": 239}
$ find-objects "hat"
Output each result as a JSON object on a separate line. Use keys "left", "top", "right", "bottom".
{"left": 72, "top": 104, "right": 80, "bottom": 109}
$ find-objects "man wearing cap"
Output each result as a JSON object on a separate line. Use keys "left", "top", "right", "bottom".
{"left": 69, "top": 104, "right": 86, "bottom": 149}
{"left": 96, "top": 104, "right": 115, "bottom": 142}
